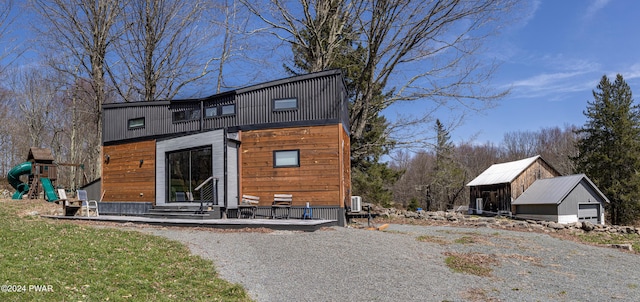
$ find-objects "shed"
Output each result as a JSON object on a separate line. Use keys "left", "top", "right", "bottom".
{"left": 467, "top": 155, "right": 561, "bottom": 215}
{"left": 512, "top": 174, "right": 609, "bottom": 225}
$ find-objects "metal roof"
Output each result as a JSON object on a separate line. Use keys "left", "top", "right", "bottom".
{"left": 466, "top": 155, "right": 541, "bottom": 186}
{"left": 512, "top": 174, "right": 610, "bottom": 205}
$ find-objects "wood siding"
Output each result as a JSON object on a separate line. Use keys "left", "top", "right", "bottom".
{"left": 510, "top": 159, "right": 560, "bottom": 200}
{"left": 103, "top": 140, "right": 156, "bottom": 202}
{"left": 241, "top": 124, "right": 347, "bottom": 207}
{"left": 469, "top": 157, "right": 560, "bottom": 213}
{"left": 340, "top": 124, "right": 351, "bottom": 208}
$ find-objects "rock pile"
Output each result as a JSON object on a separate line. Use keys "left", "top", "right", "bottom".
{"left": 369, "top": 205, "right": 640, "bottom": 235}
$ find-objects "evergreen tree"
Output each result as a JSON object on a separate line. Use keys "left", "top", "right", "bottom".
{"left": 284, "top": 7, "right": 401, "bottom": 207}
{"left": 430, "top": 120, "right": 466, "bottom": 211}
{"left": 573, "top": 74, "right": 640, "bottom": 225}
{"left": 350, "top": 115, "right": 402, "bottom": 207}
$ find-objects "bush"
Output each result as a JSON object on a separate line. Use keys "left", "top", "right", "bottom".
{"left": 407, "top": 197, "right": 420, "bottom": 211}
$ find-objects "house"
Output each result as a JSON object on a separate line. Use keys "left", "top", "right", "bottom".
{"left": 512, "top": 174, "right": 609, "bottom": 225}
{"left": 466, "top": 155, "right": 561, "bottom": 215}
{"left": 94, "top": 69, "right": 351, "bottom": 223}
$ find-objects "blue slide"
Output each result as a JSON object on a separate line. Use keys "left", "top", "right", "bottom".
{"left": 7, "top": 162, "right": 32, "bottom": 199}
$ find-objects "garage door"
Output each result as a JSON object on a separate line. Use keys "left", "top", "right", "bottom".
{"left": 578, "top": 204, "right": 599, "bottom": 224}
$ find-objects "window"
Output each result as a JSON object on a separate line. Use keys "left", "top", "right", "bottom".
{"left": 274, "top": 150, "right": 300, "bottom": 167}
{"left": 204, "top": 107, "right": 218, "bottom": 118}
{"left": 167, "top": 147, "right": 212, "bottom": 202}
{"left": 273, "top": 98, "right": 298, "bottom": 111}
{"left": 128, "top": 117, "right": 145, "bottom": 129}
{"left": 173, "top": 109, "right": 200, "bottom": 122}
{"left": 221, "top": 104, "right": 235, "bottom": 116}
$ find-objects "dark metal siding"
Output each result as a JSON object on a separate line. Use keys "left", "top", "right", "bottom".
{"left": 103, "top": 101, "right": 201, "bottom": 143}
{"left": 203, "top": 94, "right": 238, "bottom": 129}
{"left": 103, "top": 70, "right": 348, "bottom": 143}
{"left": 236, "top": 73, "right": 345, "bottom": 127}
{"left": 234, "top": 206, "right": 344, "bottom": 226}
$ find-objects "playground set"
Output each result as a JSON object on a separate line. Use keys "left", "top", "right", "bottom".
{"left": 7, "top": 147, "right": 86, "bottom": 203}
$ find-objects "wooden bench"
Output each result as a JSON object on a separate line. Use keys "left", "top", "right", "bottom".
{"left": 238, "top": 195, "right": 259, "bottom": 219}
{"left": 271, "top": 194, "right": 292, "bottom": 219}
{"left": 57, "top": 189, "right": 82, "bottom": 216}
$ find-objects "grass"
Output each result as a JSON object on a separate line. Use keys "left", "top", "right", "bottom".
{"left": 443, "top": 252, "right": 498, "bottom": 277}
{"left": 416, "top": 235, "right": 450, "bottom": 245}
{"left": 454, "top": 236, "right": 478, "bottom": 244}
{"left": 0, "top": 200, "right": 251, "bottom": 302}
{"left": 577, "top": 232, "right": 640, "bottom": 252}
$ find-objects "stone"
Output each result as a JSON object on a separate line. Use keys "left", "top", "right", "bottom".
{"left": 404, "top": 211, "right": 419, "bottom": 219}
{"left": 581, "top": 221, "right": 595, "bottom": 232}
{"left": 609, "top": 244, "right": 633, "bottom": 252}
{"left": 548, "top": 222, "right": 565, "bottom": 230}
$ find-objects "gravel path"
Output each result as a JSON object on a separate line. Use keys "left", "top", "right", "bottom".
{"left": 137, "top": 224, "right": 640, "bottom": 301}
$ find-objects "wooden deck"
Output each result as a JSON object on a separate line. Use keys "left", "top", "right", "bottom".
{"left": 43, "top": 215, "right": 336, "bottom": 232}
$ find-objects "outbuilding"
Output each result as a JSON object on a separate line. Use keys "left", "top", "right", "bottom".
{"left": 466, "top": 155, "right": 561, "bottom": 215}
{"left": 512, "top": 174, "right": 609, "bottom": 225}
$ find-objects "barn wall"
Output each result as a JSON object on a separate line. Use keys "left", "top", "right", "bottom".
{"left": 510, "top": 158, "right": 561, "bottom": 200}
{"left": 241, "top": 124, "right": 345, "bottom": 207}
{"left": 102, "top": 140, "right": 156, "bottom": 202}
{"left": 469, "top": 184, "right": 511, "bottom": 214}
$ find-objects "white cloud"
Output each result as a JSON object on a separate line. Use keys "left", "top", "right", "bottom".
{"left": 584, "top": 0, "right": 612, "bottom": 19}
{"left": 514, "top": 0, "right": 541, "bottom": 29}
{"left": 511, "top": 71, "right": 585, "bottom": 88}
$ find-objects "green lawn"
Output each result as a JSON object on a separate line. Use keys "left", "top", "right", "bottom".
{"left": 0, "top": 200, "right": 251, "bottom": 302}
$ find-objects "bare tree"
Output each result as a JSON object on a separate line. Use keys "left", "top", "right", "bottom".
{"left": 244, "top": 0, "right": 519, "bottom": 149}
{"left": 536, "top": 125, "right": 578, "bottom": 175}
{"left": 242, "top": 0, "right": 358, "bottom": 73}
{"left": 8, "top": 67, "right": 61, "bottom": 148}
{"left": 112, "top": 0, "right": 214, "bottom": 101}
{"left": 31, "top": 0, "right": 124, "bottom": 179}
{"left": 0, "top": 0, "right": 17, "bottom": 77}
{"left": 210, "top": 0, "right": 265, "bottom": 93}
{"left": 502, "top": 130, "right": 538, "bottom": 160}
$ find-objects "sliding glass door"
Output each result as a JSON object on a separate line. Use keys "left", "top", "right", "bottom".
{"left": 167, "top": 147, "right": 212, "bottom": 202}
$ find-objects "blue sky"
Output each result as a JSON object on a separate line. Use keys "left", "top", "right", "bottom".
{"left": 445, "top": 0, "right": 640, "bottom": 144}
{"left": 3, "top": 0, "right": 639, "bottom": 147}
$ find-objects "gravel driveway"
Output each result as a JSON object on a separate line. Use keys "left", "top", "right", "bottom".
{"left": 137, "top": 224, "right": 640, "bottom": 301}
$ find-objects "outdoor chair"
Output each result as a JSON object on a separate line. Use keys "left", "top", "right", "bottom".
{"left": 58, "top": 189, "right": 82, "bottom": 216}
{"left": 271, "top": 194, "right": 292, "bottom": 219}
{"left": 77, "top": 189, "right": 99, "bottom": 217}
{"left": 175, "top": 191, "right": 186, "bottom": 201}
{"left": 238, "top": 195, "right": 260, "bottom": 219}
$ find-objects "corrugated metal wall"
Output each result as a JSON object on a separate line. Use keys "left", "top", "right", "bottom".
{"left": 103, "top": 70, "right": 348, "bottom": 143}
{"left": 236, "top": 74, "right": 343, "bottom": 127}
{"left": 233, "top": 206, "right": 345, "bottom": 225}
